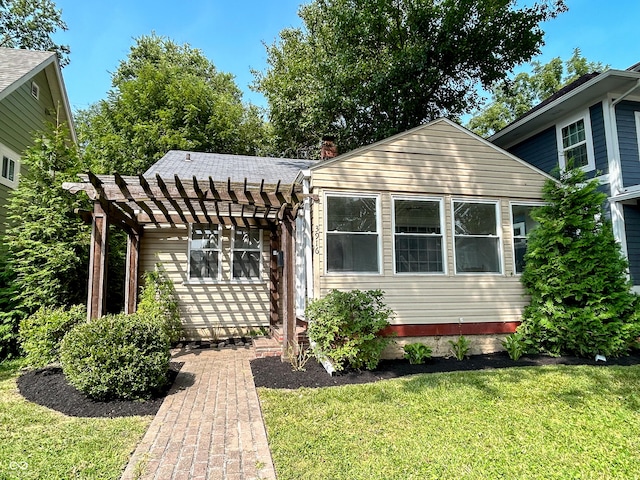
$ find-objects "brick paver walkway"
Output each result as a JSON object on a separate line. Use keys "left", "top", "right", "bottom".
{"left": 121, "top": 347, "right": 277, "bottom": 480}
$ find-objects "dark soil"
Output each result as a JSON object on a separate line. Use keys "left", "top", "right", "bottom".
{"left": 250, "top": 352, "right": 640, "bottom": 389}
{"left": 16, "top": 363, "right": 183, "bottom": 418}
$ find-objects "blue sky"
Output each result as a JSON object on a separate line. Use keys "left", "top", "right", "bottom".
{"left": 54, "top": 0, "right": 640, "bottom": 114}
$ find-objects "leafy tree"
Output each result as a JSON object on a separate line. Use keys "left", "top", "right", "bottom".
{"left": 0, "top": 0, "right": 70, "bottom": 66}
{"left": 78, "top": 34, "right": 271, "bottom": 175}
{"left": 1, "top": 123, "right": 90, "bottom": 359}
{"left": 254, "top": 0, "right": 566, "bottom": 156}
{"left": 518, "top": 168, "right": 640, "bottom": 358}
{"left": 468, "top": 49, "right": 607, "bottom": 136}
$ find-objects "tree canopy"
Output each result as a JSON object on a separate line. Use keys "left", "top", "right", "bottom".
{"left": 254, "top": 0, "right": 567, "bottom": 156}
{"left": 77, "top": 34, "right": 271, "bottom": 175}
{"left": 467, "top": 49, "right": 607, "bottom": 137}
{"left": 0, "top": 0, "right": 70, "bottom": 66}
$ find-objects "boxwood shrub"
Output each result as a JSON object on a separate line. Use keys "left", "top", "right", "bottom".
{"left": 60, "top": 313, "right": 170, "bottom": 400}
{"left": 19, "top": 305, "right": 86, "bottom": 367}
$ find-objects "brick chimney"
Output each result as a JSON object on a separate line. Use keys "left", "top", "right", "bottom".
{"left": 320, "top": 135, "right": 338, "bottom": 160}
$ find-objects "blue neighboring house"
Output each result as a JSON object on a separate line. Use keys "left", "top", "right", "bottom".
{"left": 490, "top": 63, "right": 640, "bottom": 291}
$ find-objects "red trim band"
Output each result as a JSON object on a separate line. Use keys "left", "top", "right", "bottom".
{"left": 382, "top": 322, "right": 520, "bottom": 337}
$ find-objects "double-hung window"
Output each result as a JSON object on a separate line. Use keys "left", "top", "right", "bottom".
{"left": 326, "top": 194, "right": 379, "bottom": 273}
{"left": 189, "top": 224, "right": 221, "bottom": 280}
{"left": 557, "top": 113, "right": 594, "bottom": 171}
{"left": 232, "top": 228, "right": 261, "bottom": 280}
{"left": 511, "top": 204, "right": 540, "bottom": 274}
{"left": 453, "top": 200, "right": 501, "bottom": 273}
{"left": 393, "top": 198, "right": 444, "bottom": 273}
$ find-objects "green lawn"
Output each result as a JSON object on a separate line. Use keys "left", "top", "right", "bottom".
{"left": 0, "top": 360, "right": 151, "bottom": 480}
{"left": 259, "top": 364, "right": 640, "bottom": 480}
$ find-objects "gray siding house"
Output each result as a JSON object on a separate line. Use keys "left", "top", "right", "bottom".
{"left": 0, "top": 47, "right": 76, "bottom": 236}
{"left": 490, "top": 65, "right": 640, "bottom": 290}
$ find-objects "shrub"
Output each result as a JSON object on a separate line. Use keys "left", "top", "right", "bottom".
{"left": 403, "top": 343, "right": 432, "bottom": 364}
{"left": 448, "top": 336, "right": 470, "bottom": 360}
{"left": 306, "top": 289, "right": 394, "bottom": 371}
{"left": 137, "top": 264, "right": 182, "bottom": 343}
{"left": 501, "top": 332, "right": 525, "bottom": 361}
{"left": 19, "top": 305, "right": 85, "bottom": 367}
{"left": 60, "top": 313, "right": 170, "bottom": 400}
{"left": 520, "top": 168, "right": 640, "bottom": 357}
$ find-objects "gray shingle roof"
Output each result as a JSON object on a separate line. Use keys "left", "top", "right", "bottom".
{"left": 0, "top": 47, "right": 56, "bottom": 94}
{"left": 145, "top": 151, "right": 317, "bottom": 184}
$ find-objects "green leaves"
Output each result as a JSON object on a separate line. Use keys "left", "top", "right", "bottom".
{"left": 306, "top": 289, "right": 395, "bottom": 371}
{"left": 518, "top": 168, "right": 640, "bottom": 357}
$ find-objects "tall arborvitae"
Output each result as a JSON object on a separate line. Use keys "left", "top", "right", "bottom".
{"left": 519, "top": 168, "right": 640, "bottom": 357}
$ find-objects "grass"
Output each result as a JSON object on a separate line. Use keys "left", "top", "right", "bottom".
{"left": 259, "top": 364, "right": 640, "bottom": 480}
{"left": 0, "top": 360, "right": 152, "bottom": 479}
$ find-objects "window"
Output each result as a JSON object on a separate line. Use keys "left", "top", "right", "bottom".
{"left": 232, "top": 228, "right": 261, "bottom": 279}
{"left": 453, "top": 201, "right": 501, "bottom": 273}
{"left": 326, "top": 194, "right": 379, "bottom": 273}
{"left": 31, "top": 81, "right": 40, "bottom": 100}
{"left": 393, "top": 198, "right": 444, "bottom": 273}
{"left": 557, "top": 114, "right": 595, "bottom": 171}
{"left": 189, "top": 224, "right": 221, "bottom": 280}
{"left": 2, "top": 156, "right": 15, "bottom": 182}
{"left": 511, "top": 204, "right": 540, "bottom": 274}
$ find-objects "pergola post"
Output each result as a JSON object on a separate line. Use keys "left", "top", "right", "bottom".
{"left": 124, "top": 231, "right": 141, "bottom": 314}
{"left": 280, "top": 211, "right": 296, "bottom": 360}
{"left": 269, "top": 227, "right": 280, "bottom": 326}
{"left": 87, "top": 201, "right": 109, "bottom": 320}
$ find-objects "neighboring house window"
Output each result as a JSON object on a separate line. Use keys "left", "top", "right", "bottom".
{"left": 232, "top": 228, "right": 261, "bottom": 279}
{"left": 0, "top": 144, "right": 20, "bottom": 189}
{"left": 189, "top": 224, "right": 221, "bottom": 280}
{"left": 393, "top": 197, "right": 445, "bottom": 273}
{"left": 2, "top": 156, "right": 15, "bottom": 182}
{"left": 511, "top": 204, "right": 540, "bottom": 274}
{"left": 556, "top": 113, "right": 595, "bottom": 171}
{"left": 31, "top": 81, "right": 40, "bottom": 100}
{"left": 326, "top": 194, "right": 380, "bottom": 273}
{"left": 453, "top": 200, "right": 501, "bottom": 273}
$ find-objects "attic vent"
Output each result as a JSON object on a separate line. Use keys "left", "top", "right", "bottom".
{"left": 185, "top": 153, "right": 191, "bottom": 162}
{"left": 31, "top": 82, "right": 40, "bottom": 100}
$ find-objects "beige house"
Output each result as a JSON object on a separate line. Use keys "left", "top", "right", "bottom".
{"left": 65, "top": 118, "right": 553, "bottom": 357}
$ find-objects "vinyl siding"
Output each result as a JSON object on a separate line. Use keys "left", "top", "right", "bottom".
{"left": 624, "top": 204, "right": 640, "bottom": 285}
{"left": 310, "top": 120, "right": 549, "bottom": 326}
{"left": 615, "top": 100, "right": 640, "bottom": 188}
{"left": 508, "top": 126, "right": 559, "bottom": 175}
{"left": 590, "top": 102, "right": 609, "bottom": 175}
{"left": 140, "top": 227, "right": 271, "bottom": 333}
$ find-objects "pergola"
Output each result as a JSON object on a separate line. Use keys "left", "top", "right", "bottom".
{"left": 63, "top": 172, "right": 305, "bottom": 351}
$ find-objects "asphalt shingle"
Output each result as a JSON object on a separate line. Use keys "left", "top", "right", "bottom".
{"left": 0, "top": 47, "right": 56, "bottom": 94}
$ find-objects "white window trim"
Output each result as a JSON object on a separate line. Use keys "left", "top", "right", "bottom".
{"left": 0, "top": 143, "right": 20, "bottom": 189}
{"left": 510, "top": 202, "right": 544, "bottom": 275}
{"left": 186, "top": 223, "right": 222, "bottom": 283}
{"left": 452, "top": 199, "right": 503, "bottom": 275}
{"left": 392, "top": 195, "right": 446, "bottom": 275}
{"left": 556, "top": 111, "right": 596, "bottom": 172}
{"left": 231, "top": 227, "right": 263, "bottom": 283}
{"left": 324, "top": 191, "right": 382, "bottom": 275}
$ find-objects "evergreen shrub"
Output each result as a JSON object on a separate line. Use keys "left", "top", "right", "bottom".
{"left": 19, "top": 305, "right": 85, "bottom": 367}
{"left": 60, "top": 313, "right": 170, "bottom": 400}
{"left": 519, "top": 168, "right": 640, "bottom": 357}
{"left": 137, "top": 264, "right": 182, "bottom": 343}
{"left": 306, "top": 289, "right": 394, "bottom": 371}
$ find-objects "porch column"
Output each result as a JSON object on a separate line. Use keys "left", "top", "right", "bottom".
{"left": 280, "top": 211, "right": 296, "bottom": 359}
{"left": 124, "top": 230, "right": 141, "bottom": 314}
{"left": 87, "top": 202, "right": 109, "bottom": 320}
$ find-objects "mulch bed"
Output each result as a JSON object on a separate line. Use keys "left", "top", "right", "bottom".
{"left": 16, "top": 362, "right": 182, "bottom": 418}
{"left": 250, "top": 351, "right": 640, "bottom": 389}
{"left": 15, "top": 350, "right": 640, "bottom": 418}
